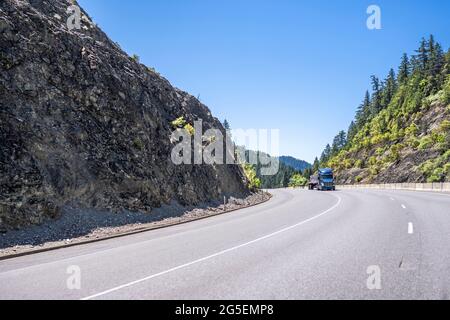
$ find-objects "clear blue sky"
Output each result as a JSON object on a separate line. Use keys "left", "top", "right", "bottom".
{"left": 79, "top": 0, "right": 450, "bottom": 163}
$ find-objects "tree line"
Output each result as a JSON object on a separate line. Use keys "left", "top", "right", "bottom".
{"left": 222, "top": 120, "right": 312, "bottom": 189}
{"left": 318, "top": 35, "right": 450, "bottom": 170}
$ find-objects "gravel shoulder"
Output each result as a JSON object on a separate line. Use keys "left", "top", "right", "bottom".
{"left": 0, "top": 191, "right": 271, "bottom": 258}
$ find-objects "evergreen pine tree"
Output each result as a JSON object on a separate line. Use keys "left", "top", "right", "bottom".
{"left": 356, "top": 91, "right": 371, "bottom": 127}
{"left": 320, "top": 144, "right": 332, "bottom": 163}
{"left": 381, "top": 68, "right": 397, "bottom": 108}
{"left": 370, "top": 76, "right": 382, "bottom": 116}
{"left": 338, "top": 130, "right": 347, "bottom": 149}
{"left": 312, "top": 157, "right": 320, "bottom": 173}
{"left": 324, "top": 143, "right": 331, "bottom": 158}
{"left": 427, "top": 34, "right": 436, "bottom": 75}
{"left": 414, "top": 37, "right": 429, "bottom": 73}
{"left": 430, "top": 42, "right": 445, "bottom": 86}
{"left": 398, "top": 53, "right": 410, "bottom": 84}
{"left": 347, "top": 121, "right": 357, "bottom": 142}
{"left": 303, "top": 167, "right": 313, "bottom": 179}
{"left": 223, "top": 119, "right": 232, "bottom": 140}
{"left": 331, "top": 134, "right": 339, "bottom": 154}
{"left": 443, "top": 49, "right": 450, "bottom": 76}
{"left": 319, "top": 151, "right": 326, "bottom": 163}
{"left": 223, "top": 119, "right": 230, "bottom": 131}
{"left": 331, "top": 131, "right": 346, "bottom": 154}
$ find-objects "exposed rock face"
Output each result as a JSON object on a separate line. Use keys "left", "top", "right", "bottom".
{"left": 0, "top": 0, "right": 249, "bottom": 230}
{"left": 334, "top": 101, "right": 449, "bottom": 184}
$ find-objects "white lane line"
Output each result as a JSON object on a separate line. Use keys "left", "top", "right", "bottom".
{"left": 401, "top": 204, "right": 407, "bottom": 209}
{"left": 0, "top": 192, "right": 290, "bottom": 276}
{"left": 408, "top": 222, "right": 414, "bottom": 234}
{"left": 390, "top": 197, "right": 395, "bottom": 201}
{"left": 380, "top": 190, "right": 450, "bottom": 198}
{"left": 81, "top": 195, "right": 342, "bottom": 300}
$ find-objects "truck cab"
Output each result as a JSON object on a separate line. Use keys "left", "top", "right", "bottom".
{"left": 308, "top": 168, "right": 335, "bottom": 191}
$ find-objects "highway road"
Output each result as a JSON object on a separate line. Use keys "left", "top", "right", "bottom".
{"left": 1, "top": 188, "right": 449, "bottom": 300}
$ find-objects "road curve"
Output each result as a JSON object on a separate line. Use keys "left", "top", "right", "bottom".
{"left": 1, "top": 188, "right": 449, "bottom": 300}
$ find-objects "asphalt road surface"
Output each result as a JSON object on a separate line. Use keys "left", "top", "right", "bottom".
{"left": 1, "top": 188, "right": 449, "bottom": 300}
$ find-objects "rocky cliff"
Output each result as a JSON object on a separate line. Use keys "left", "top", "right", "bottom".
{"left": 333, "top": 100, "right": 450, "bottom": 184}
{"left": 0, "top": 0, "right": 249, "bottom": 231}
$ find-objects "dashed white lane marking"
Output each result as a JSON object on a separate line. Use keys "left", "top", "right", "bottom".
{"left": 408, "top": 222, "right": 414, "bottom": 234}
{"left": 81, "top": 195, "right": 342, "bottom": 300}
{"left": 390, "top": 197, "right": 395, "bottom": 201}
{"left": 401, "top": 204, "right": 407, "bottom": 209}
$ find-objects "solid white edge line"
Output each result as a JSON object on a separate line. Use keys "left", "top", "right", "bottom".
{"left": 376, "top": 189, "right": 450, "bottom": 198}
{"left": 81, "top": 194, "right": 342, "bottom": 300}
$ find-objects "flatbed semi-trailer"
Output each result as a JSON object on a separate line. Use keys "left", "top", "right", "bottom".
{"left": 308, "top": 168, "right": 335, "bottom": 191}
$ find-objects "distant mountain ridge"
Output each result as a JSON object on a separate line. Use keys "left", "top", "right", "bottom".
{"left": 279, "top": 156, "right": 311, "bottom": 172}
{"left": 239, "top": 149, "right": 310, "bottom": 188}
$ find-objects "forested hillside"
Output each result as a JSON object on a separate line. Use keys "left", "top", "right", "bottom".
{"left": 241, "top": 149, "right": 302, "bottom": 189}
{"left": 255, "top": 156, "right": 299, "bottom": 189}
{"left": 279, "top": 156, "right": 311, "bottom": 172}
{"left": 231, "top": 146, "right": 309, "bottom": 188}
{"left": 223, "top": 121, "right": 311, "bottom": 189}
{"left": 319, "top": 36, "right": 450, "bottom": 184}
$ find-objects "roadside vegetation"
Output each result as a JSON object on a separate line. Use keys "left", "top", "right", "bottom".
{"left": 171, "top": 116, "right": 195, "bottom": 136}
{"left": 288, "top": 173, "right": 308, "bottom": 188}
{"left": 223, "top": 121, "right": 312, "bottom": 189}
{"left": 242, "top": 163, "right": 262, "bottom": 190}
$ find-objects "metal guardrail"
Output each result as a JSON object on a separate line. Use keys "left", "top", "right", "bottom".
{"left": 336, "top": 182, "right": 450, "bottom": 193}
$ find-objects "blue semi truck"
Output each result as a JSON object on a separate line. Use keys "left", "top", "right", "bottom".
{"left": 308, "top": 168, "right": 336, "bottom": 191}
